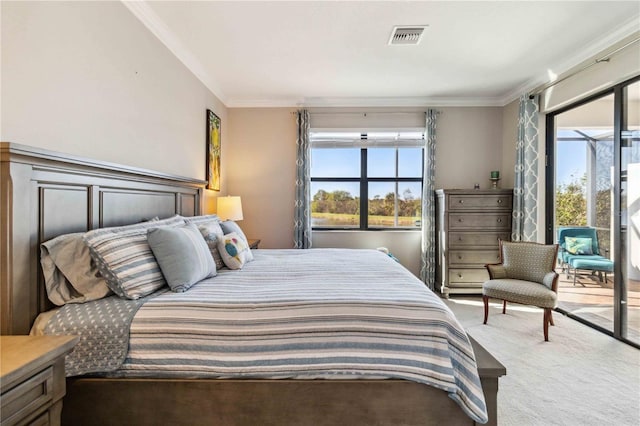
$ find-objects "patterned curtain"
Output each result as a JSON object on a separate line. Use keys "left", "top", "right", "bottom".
{"left": 294, "top": 109, "right": 312, "bottom": 249}
{"left": 420, "top": 109, "right": 438, "bottom": 289}
{"left": 512, "top": 95, "right": 539, "bottom": 242}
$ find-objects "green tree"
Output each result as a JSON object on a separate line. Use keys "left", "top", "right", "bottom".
{"left": 556, "top": 174, "right": 586, "bottom": 226}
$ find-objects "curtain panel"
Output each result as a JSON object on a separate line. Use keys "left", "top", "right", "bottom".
{"left": 294, "top": 110, "right": 312, "bottom": 249}
{"left": 512, "top": 95, "right": 539, "bottom": 242}
{"left": 420, "top": 109, "right": 438, "bottom": 289}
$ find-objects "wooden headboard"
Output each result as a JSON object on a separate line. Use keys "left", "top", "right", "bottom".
{"left": 1, "top": 142, "right": 205, "bottom": 335}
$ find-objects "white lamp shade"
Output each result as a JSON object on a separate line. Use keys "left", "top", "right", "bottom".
{"left": 217, "top": 196, "right": 243, "bottom": 221}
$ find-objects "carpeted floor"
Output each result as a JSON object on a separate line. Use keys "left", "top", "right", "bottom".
{"left": 444, "top": 296, "right": 640, "bottom": 426}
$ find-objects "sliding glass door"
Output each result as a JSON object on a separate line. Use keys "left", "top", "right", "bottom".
{"left": 620, "top": 80, "right": 640, "bottom": 343}
{"left": 546, "top": 75, "right": 640, "bottom": 346}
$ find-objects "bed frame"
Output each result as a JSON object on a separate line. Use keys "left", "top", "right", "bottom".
{"left": 1, "top": 142, "right": 505, "bottom": 426}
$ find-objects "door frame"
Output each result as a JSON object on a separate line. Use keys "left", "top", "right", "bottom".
{"left": 544, "top": 74, "right": 640, "bottom": 348}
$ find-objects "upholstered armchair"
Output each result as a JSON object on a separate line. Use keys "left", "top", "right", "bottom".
{"left": 482, "top": 240, "right": 559, "bottom": 341}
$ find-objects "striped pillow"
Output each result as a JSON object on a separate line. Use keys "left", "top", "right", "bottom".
{"left": 184, "top": 214, "right": 221, "bottom": 225}
{"left": 83, "top": 215, "right": 185, "bottom": 299}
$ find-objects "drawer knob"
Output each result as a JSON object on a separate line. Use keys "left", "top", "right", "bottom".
{"left": 497, "top": 199, "right": 503, "bottom": 204}
{"left": 458, "top": 274, "right": 463, "bottom": 278}
{"left": 459, "top": 200, "right": 464, "bottom": 204}
{"left": 458, "top": 218, "right": 464, "bottom": 222}
{"left": 497, "top": 219, "right": 502, "bottom": 223}
{"left": 458, "top": 255, "right": 462, "bottom": 260}
{"left": 458, "top": 237, "right": 463, "bottom": 241}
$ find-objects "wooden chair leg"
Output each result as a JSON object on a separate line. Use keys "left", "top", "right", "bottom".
{"left": 502, "top": 300, "right": 507, "bottom": 314}
{"left": 483, "top": 295, "right": 489, "bottom": 324}
{"left": 549, "top": 310, "right": 555, "bottom": 326}
{"left": 543, "top": 309, "right": 550, "bottom": 341}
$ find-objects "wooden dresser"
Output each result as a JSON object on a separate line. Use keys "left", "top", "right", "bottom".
{"left": 435, "top": 189, "right": 513, "bottom": 297}
{"left": 1, "top": 335, "right": 78, "bottom": 426}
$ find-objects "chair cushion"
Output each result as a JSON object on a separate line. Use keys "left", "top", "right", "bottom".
{"left": 570, "top": 256, "right": 614, "bottom": 272}
{"left": 483, "top": 279, "right": 557, "bottom": 308}
{"left": 502, "top": 242, "right": 557, "bottom": 284}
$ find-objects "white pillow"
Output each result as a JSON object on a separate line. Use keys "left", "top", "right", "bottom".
{"left": 217, "top": 232, "right": 253, "bottom": 270}
{"left": 220, "top": 220, "right": 253, "bottom": 261}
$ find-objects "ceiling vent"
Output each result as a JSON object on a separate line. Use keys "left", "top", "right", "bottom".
{"left": 388, "top": 26, "right": 427, "bottom": 46}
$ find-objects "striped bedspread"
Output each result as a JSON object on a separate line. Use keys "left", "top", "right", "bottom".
{"left": 118, "top": 248, "right": 488, "bottom": 423}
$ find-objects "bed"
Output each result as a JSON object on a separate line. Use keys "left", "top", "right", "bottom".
{"left": 1, "top": 142, "right": 505, "bottom": 426}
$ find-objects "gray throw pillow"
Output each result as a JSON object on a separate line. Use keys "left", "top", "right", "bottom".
{"left": 40, "top": 232, "right": 112, "bottom": 305}
{"left": 147, "top": 224, "right": 216, "bottom": 292}
{"left": 197, "top": 220, "right": 225, "bottom": 270}
{"left": 220, "top": 220, "right": 247, "bottom": 242}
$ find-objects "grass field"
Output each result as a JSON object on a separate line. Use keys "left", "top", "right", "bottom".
{"left": 312, "top": 212, "right": 420, "bottom": 227}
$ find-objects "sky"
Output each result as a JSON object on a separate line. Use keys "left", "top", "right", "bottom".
{"left": 556, "top": 141, "right": 587, "bottom": 187}
{"left": 310, "top": 147, "right": 422, "bottom": 199}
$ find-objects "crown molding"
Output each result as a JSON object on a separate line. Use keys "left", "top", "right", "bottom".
{"left": 121, "top": 1, "right": 227, "bottom": 104}
{"left": 225, "top": 96, "right": 507, "bottom": 108}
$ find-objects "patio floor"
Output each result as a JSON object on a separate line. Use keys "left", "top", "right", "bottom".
{"left": 556, "top": 268, "right": 640, "bottom": 344}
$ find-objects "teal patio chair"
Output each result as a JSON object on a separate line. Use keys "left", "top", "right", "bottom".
{"left": 557, "top": 227, "right": 613, "bottom": 286}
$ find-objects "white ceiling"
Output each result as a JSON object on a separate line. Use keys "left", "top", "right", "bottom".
{"left": 124, "top": 1, "right": 640, "bottom": 108}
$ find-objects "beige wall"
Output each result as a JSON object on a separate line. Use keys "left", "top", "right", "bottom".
{"left": 435, "top": 107, "right": 504, "bottom": 190}
{"left": 1, "top": 1, "right": 226, "bottom": 189}
{"left": 226, "top": 106, "right": 504, "bottom": 276}
{"left": 501, "top": 99, "right": 519, "bottom": 188}
{"left": 225, "top": 108, "right": 297, "bottom": 248}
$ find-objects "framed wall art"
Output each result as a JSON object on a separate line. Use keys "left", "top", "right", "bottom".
{"left": 206, "top": 109, "right": 221, "bottom": 191}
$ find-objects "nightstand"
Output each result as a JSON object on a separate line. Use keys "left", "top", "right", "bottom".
{"left": 248, "top": 239, "right": 261, "bottom": 249}
{"left": 1, "top": 335, "right": 78, "bottom": 426}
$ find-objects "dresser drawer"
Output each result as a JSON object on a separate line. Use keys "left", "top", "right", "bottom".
{"left": 27, "top": 411, "right": 49, "bottom": 426}
{"left": 449, "top": 232, "right": 510, "bottom": 248}
{"left": 449, "top": 213, "right": 511, "bottom": 230}
{"left": 1, "top": 367, "right": 53, "bottom": 426}
{"left": 449, "top": 250, "right": 500, "bottom": 266}
{"left": 448, "top": 268, "right": 489, "bottom": 284}
{"left": 449, "top": 194, "right": 512, "bottom": 211}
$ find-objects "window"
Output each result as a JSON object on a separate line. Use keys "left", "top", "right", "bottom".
{"left": 310, "top": 130, "right": 424, "bottom": 229}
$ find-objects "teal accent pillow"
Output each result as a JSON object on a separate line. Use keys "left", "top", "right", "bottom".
{"left": 564, "top": 237, "right": 593, "bottom": 255}
{"left": 147, "top": 224, "right": 216, "bottom": 292}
